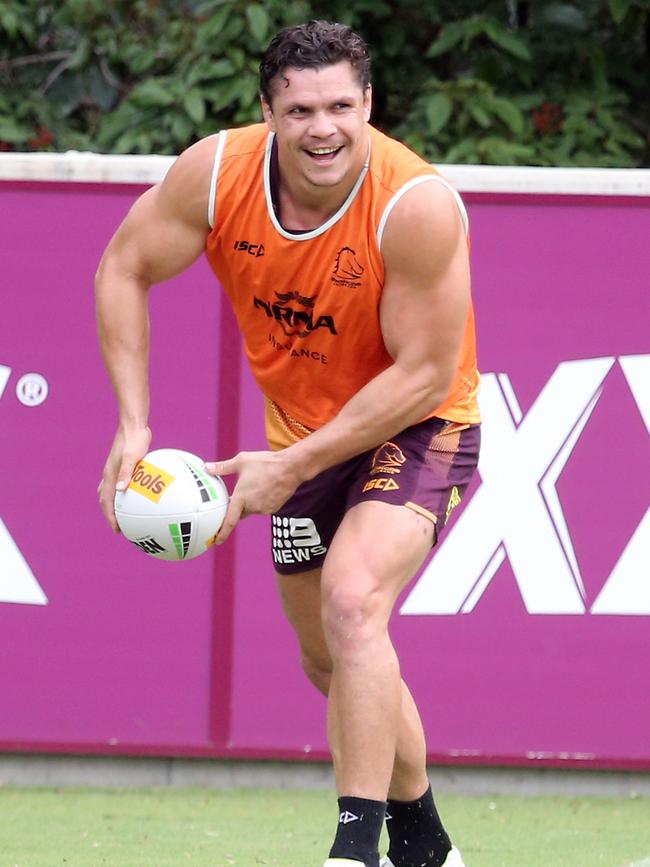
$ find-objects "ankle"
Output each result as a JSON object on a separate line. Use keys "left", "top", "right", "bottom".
{"left": 386, "top": 786, "right": 451, "bottom": 867}
{"left": 329, "top": 796, "right": 385, "bottom": 867}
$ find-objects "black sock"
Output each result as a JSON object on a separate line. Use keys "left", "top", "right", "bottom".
{"left": 329, "top": 795, "right": 385, "bottom": 866}
{"left": 386, "top": 786, "right": 451, "bottom": 867}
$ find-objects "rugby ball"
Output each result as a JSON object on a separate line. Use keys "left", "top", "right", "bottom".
{"left": 114, "top": 448, "right": 229, "bottom": 561}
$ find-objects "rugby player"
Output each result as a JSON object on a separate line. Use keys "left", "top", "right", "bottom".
{"left": 96, "top": 20, "right": 480, "bottom": 867}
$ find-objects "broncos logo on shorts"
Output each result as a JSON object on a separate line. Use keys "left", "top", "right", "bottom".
{"left": 370, "top": 441, "right": 407, "bottom": 475}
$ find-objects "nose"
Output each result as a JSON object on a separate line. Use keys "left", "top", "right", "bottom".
{"left": 307, "top": 111, "right": 336, "bottom": 138}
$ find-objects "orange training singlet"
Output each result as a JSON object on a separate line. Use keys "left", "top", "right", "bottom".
{"left": 204, "top": 123, "right": 480, "bottom": 443}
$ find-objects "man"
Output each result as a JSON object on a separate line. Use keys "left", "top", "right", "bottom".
{"left": 96, "top": 20, "right": 479, "bottom": 867}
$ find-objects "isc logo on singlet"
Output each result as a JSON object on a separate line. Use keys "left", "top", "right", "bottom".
{"left": 272, "top": 516, "right": 327, "bottom": 566}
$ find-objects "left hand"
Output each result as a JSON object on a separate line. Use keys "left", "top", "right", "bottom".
{"left": 205, "top": 450, "right": 302, "bottom": 544}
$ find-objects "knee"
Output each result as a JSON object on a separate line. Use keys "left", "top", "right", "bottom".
{"left": 321, "top": 574, "right": 385, "bottom": 654}
{"left": 300, "top": 650, "right": 332, "bottom": 696}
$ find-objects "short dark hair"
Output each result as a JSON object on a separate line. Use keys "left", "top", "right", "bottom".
{"left": 259, "top": 20, "right": 371, "bottom": 106}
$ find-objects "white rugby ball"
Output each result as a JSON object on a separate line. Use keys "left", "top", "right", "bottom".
{"left": 114, "top": 448, "right": 229, "bottom": 561}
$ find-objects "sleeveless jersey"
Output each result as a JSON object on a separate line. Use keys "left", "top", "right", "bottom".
{"left": 204, "top": 123, "right": 480, "bottom": 437}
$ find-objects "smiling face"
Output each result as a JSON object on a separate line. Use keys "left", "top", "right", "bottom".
{"left": 261, "top": 61, "right": 372, "bottom": 201}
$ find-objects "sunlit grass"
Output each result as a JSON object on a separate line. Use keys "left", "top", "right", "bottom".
{"left": 1, "top": 786, "right": 649, "bottom": 867}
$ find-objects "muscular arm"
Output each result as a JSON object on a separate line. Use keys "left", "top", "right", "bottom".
{"left": 290, "top": 179, "right": 470, "bottom": 474}
{"left": 96, "top": 136, "right": 216, "bottom": 529}
{"left": 212, "top": 180, "right": 471, "bottom": 539}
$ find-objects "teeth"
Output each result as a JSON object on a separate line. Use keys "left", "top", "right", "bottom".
{"left": 308, "top": 146, "right": 340, "bottom": 155}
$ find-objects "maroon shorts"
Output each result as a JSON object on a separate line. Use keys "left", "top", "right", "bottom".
{"left": 272, "top": 417, "right": 480, "bottom": 575}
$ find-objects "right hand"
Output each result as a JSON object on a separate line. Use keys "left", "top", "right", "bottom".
{"left": 205, "top": 449, "right": 304, "bottom": 545}
{"left": 98, "top": 425, "right": 152, "bottom": 531}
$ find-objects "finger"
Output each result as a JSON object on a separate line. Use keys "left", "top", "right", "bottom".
{"left": 215, "top": 494, "right": 245, "bottom": 544}
{"left": 99, "top": 485, "right": 120, "bottom": 533}
{"left": 205, "top": 456, "right": 239, "bottom": 478}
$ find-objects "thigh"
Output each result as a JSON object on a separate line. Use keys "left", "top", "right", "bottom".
{"left": 320, "top": 420, "right": 480, "bottom": 610}
{"left": 322, "top": 500, "right": 436, "bottom": 609}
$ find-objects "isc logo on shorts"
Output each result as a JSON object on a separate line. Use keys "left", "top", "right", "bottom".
{"left": 272, "top": 516, "right": 327, "bottom": 566}
{"left": 362, "top": 477, "right": 400, "bottom": 492}
{"left": 128, "top": 460, "right": 175, "bottom": 503}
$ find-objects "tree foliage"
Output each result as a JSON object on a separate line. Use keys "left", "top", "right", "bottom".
{"left": 0, "top": 0, "right": 648, "bottom": 165}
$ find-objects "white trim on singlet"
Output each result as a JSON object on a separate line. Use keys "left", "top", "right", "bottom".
{"left": 376, "top": 174, "right": 469, "bottom": 249}
{"left": 207, "top": 130, "right": 227, "bottom": 229}
{"left": 263, "top": 132, "right": 371, "bottom": 241}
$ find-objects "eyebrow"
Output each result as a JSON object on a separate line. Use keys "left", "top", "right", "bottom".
{"left": 284, "top": 95, "right": 358, "bottom": 110}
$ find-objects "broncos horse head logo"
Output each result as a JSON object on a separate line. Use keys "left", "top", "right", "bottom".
{"left": 370, "top": 441, "right": 407, "bottom": 475}
{"left": 332, "top": 247, "right": 364, "bottom": 283}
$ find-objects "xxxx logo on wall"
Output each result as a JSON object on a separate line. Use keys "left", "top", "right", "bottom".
{"left": 401, "top": 354, "right": 650, "bottom": 616}
{"left": 129, "top": 460, "right": 175, "bottom": 502}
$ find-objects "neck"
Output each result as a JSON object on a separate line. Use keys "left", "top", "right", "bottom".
{"left": 273, "top": 134, "right": 369, "bottom": 231}
{"left": 277, "top": 185, "right": 344, "bottom": 231}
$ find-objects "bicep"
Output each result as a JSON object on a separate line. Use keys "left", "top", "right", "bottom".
{"left": 379, "top": 181, "right": 470, "bottom": 383}
{"left": 99, "top": 185, "right": 207, "bottom": 286}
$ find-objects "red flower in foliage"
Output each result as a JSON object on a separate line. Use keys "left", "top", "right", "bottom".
{"left": 27, "top": 125, "right": 56, "bottom": 149}
{"left": 0, "top": 140, "right": 12, "bottom": 151}
{"left": 532, "top": 102, "right": 563, "bottom": 136}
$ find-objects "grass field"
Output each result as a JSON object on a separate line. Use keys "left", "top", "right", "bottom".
{"left": 1, "top": 786, "right": 649, "bottom": 867}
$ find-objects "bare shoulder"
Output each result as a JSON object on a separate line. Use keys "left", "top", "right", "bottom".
{"left": 379, "top": 177, "right": 471, "bottom": 367}
{"left": 101, "top": 134, "right": 222, "bottom": 280}
{"left": 155, "top": 133, "right": 222, "bottom": 229}
{"left": 381, "top": 178, "right": 467, "bottom": 276}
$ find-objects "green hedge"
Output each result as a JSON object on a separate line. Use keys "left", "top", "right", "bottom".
{"left": 1, "top": 0, "right": 648, "bottom": 165}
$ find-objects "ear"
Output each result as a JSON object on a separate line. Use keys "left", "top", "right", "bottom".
{"left": 261, "top": 96, "right": 275, "bottom": 131}
{"left": 363, "top": 85, "right": 372, "bottom": 122}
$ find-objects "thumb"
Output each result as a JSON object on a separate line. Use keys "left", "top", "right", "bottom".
{"left": 115, "top": 458, "right": 139, "bottom": 492}
{"left": 205, "top": 456, "right": 239, "bottom": 478}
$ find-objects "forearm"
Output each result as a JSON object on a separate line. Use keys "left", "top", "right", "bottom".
{"left": 283, "top": 361, "right": 448, "bottom": 482}
{"left": 95, "top": 266, "right": 151, "bottom": 428}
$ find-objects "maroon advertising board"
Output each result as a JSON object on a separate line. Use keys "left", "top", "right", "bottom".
{"left": 0, "top": 168, "right": 648, "bottom": 767}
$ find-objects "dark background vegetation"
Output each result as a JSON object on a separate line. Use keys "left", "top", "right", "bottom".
{"left": 1, "top": 0, "right": 649, "bottom": 165}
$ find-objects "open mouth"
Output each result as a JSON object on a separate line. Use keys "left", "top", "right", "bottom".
{"left": 304, "top": 145, "right": 343, "bottom": 163}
